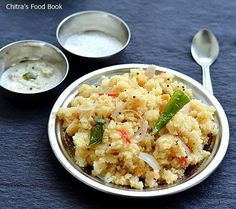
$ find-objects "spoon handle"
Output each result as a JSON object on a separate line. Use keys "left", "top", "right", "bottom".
{"left": 202, "top": 65, "right": 213, "bottom": 94}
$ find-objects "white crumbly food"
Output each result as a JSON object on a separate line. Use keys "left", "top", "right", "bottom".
{"left": 58, "top": 66, "right": 218, "bottom": 189}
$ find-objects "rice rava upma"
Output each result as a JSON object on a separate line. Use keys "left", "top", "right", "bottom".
{"left": 57, "top": 66, "right": 218, "bottom": 189}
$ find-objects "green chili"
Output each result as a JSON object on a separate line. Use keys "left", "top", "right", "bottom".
{"left": 89, "top": 117, "right": 105, "bottom": 146}
{"left": 152, "top": 90, "right": 190, "bottom": 135}
{"left": 93, "top": 117, "right": 106, "bottom": 126}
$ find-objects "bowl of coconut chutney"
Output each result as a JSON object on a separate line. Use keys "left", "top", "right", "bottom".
{"left": 0, "top": 40, "right": 69, "bottom": 103}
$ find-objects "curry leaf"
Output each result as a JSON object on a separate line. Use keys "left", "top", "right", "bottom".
{"left": 22, "top": 72, "right": 38, "bottom": 80}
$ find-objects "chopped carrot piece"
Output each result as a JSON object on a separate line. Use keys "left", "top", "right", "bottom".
{"left": 177, "top": 157, "right": 189, "bottom": 168}
{"left": 118, "top": 128, "right": 131, "bottom": 144}
{"left": 108, "top": 93, "right": 119, "bottom": 97}
{"left": 98, "top": 93, "right": 119, "bottom": 97}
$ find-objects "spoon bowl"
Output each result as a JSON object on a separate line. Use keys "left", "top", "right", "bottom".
{"left": 191, "top": 29, "right": 219, "bottom": 94}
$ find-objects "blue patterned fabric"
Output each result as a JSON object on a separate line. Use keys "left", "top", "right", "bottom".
{"left": 0, "top": 0, "right": 235, "bottom": 208}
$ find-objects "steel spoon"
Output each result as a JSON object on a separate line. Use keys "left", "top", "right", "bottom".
{"left": 191, "top": 29, "right": 219, "bottom": 94}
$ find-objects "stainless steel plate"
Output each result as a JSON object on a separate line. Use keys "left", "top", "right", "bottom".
{"left": 48, "top": 64, "right": 229, "bottom": 197}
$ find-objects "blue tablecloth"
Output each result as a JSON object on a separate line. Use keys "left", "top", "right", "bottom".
{"left": 0, "top": 0, "right": 235, "bottom": 208}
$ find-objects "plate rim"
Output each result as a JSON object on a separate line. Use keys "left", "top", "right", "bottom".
{"left": 48, "top": 64, "right": 229, "bottom": 197}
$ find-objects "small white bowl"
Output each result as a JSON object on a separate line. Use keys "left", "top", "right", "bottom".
{"left": 0, "top": 40, "right": 69, "bottom": 103}
{"left": 56, "top": 11, "right": 131, "bottom": 61}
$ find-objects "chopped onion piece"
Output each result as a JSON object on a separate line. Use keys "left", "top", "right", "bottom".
{"left": 144, "top": 65, "right": 156, "bottom": 78}
{"left": 112, "top": 108, "right": 143, "bottom": 120}
{"left": 139, "top": 152, "right": 160, "bottom": 171}
{"left": 178, "top": 137, "right": 191, "bottom": 156}
{"left": 78, "top": 105, "right": 96, "bottom": 111}
{"left": 122, "top": 109, "right": 143, "bottom": 120}
{"left": 132, "top": 120, "right": 148, "bottom": 141}
{"left": 180, "top": 103, "right": 190, "bottom": 114}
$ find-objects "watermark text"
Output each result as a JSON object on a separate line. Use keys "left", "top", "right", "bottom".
{"left": 5, "top": 3, "right": 63, "bottom": 10}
